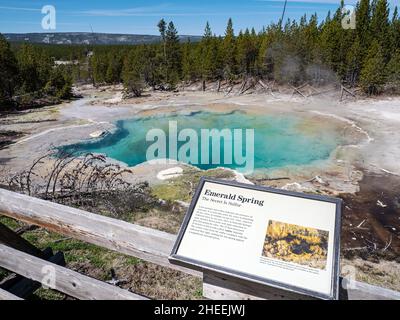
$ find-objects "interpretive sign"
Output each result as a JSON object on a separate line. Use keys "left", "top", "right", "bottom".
{"left": 169, "top": 178, "right": 342, "bottom": 300}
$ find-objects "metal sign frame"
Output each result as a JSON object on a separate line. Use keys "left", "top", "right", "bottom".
{"left": 169, "top": 177, "right": 342, "bottom": 300}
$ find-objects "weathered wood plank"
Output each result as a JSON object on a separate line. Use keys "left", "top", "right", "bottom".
{"left": 341, "top": 278, "right": 400, "bottom": 300}
{"left": 0, "top": 244, "right": 147, "bottom": 300}
{"left": 7, "top": 251, "right": 65, "bottom": 298}
{"left": 0, "top": 288, "right": 23, "bottom": 300}
{"left": 0, "top": 188, "right": 199, "bottom": 277}
{"left": 203, "top": 271, "right": 400, "bottom": 300}
{"left": 203, "top": 271, "right": 313, "bottom": 300}
{"left": 1, "top": 247, "right": 54, "bottom": 290}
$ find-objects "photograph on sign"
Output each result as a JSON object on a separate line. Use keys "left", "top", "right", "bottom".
{"left": 170, "top": 178, "right": 342, "bottom": 300}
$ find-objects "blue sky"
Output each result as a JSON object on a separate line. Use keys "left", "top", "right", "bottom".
{"left": 0, "top": 0, "right": 398, "bottom": 35}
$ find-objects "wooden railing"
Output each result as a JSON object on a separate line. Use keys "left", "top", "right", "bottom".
{"left": 0, "top": 188, "right": 399, "bottom": 300}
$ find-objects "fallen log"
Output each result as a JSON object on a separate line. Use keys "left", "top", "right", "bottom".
{"left": 258, "top": 80, "right": 277, "bottom": 97}
{"left": 308, "top": 87, "right": 336, "bottom": 97}
{"left": 340, "top": 85, "right": 357, "bottom": 101}
{"left": 291, "top": 85, "right": 307, "bottom": 98}
{"left": 241, "top": 79, "right": 256, "bottom": 95}
{"left": 238, "top": 78, "right": 248, "bottom": 95}
{"left": 224, "top": 85, "right": 234, "bottom": 96}
{"left": 217, "top": 80, "right": 221, "bottom": 92}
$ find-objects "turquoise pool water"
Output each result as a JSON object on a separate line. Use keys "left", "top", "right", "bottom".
{"left": 62, "top": 111, "right": 341, "bottom": 173}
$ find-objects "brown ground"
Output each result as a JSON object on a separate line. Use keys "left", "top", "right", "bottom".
{"left": 341, "top": 172, "right": 400, "bottom": 261}
{"left": 0, "top": 130, "right": 23, "bottom": 150}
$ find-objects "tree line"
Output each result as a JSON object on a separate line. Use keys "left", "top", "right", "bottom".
{"left": 0, "top": 37, "right": 73, "bottom": 109}
{"left": 92, "top": 0, "right": 400, "bottom": 96}
{"left": 1, "top": 0, "right": 400, "bottom": 106}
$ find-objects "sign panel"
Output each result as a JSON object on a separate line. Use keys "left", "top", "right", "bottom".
{"left": 169, "top": 178, "right": 342, "bottom": 300}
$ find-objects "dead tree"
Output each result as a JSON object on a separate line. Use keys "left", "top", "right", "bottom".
{"left": 9, "top": 152, "right": 157, "bottom": 219}
{"left": 291, "top": 84, "right": 307, "bottom": 98}
{"left": 340, "top": 85, "right": 357, "bottom": 101}
{"left": 217, "top": 80, "right": 221, "bottom": 92}
{"left": 240, "top": 78, "right": 257, "bottom": 95}
{"left": 258, "top": 80, "right": 276, "bottom": 97}
{"left": 238, "top": 78, "right": 248, "bottom": 95}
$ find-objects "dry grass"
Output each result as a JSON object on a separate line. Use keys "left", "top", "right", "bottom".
{"left": 341, "top": 258, "right": 400, "bottom": 292}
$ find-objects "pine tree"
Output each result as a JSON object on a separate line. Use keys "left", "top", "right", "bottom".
{"left": 356, "top": 0, "right": 371, "bottom": 54}
{"left": 303, "top": 14, "right": 319, "bottom": 63}
{"left": 140, "top": 45, "right": 164, "bottom": 88}
{"left": 391, "top": 7, "right": 400, "bottom": 53}
{"left": 319, "top": 4, "right": 353, "bottom": 79}
{"left": 182, "top": 39, "right": 197, "bottom": 82}
{"left": 17, "top": 44, "right": 52, "bottom": 93}
{"left": 45, "top": 65, "right": 72, "bottom": 99}
{"left": 158, "top": 19, "right": 167, "bottom": 83}
{"left": 0, "top": 34, "right": 18, "bottom": 105}
{"left": 386, "top": 49, "right": 400, "bottom": 88}
{"left": 370, "top": 0, "right": 390, "bottom": 61}
{"left": 106, "top": 52, "right": 123, "bottom": 84}
{"left": 222, "top": 18, "right": 236, "bottom": 80}
{"left": 122, "top": 49, "right": 145, "bottom": 97}
{"left": 165, "top": 21, "right": 181, "bottom": 87}
{"left": 237, "top": 28, "right": 258, "bottom": 76}
{"left": 360, "top": 40, "right": 387, "bottom": 94}
{"left": 200, "top": 22, "right": 219, "bottom": 80}
{"left": 90, "top": 53, "right": 108, "bottom": 85}
{"left": 204, "top": 22, "right": 212, "bottom": 39}
{"left": 346, "top": 37, "right": 362, "bottom": 85}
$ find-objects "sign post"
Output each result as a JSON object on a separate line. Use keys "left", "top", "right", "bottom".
{"left": 170, "top": 178, "right": 342, "bottom": 300}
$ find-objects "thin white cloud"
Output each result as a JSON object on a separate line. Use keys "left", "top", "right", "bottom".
{"left": 80, "top": 4, "right": 171, "bottom": 17}
{"left": 76, "top": 9, "right": 287, "bottom": 17}
{"left": 78, "top": 2, "right": 290, "bottom": 17}
{"left": 0, "top": 5, "right": 41, "bottom": 12}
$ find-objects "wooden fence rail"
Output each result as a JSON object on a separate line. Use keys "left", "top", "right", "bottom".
{"left": 0, "top": 287, "right": 23, "bottom": 300}
{"left": 0, "top": 244, "right": 146, "bottom": 300}
{"left": 0, "top": 188, "right": 198, "bottom": 276}
{"left": 0, "top": 188, "right": 399, "bottom": 300}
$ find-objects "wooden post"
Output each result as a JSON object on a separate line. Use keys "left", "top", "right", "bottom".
{"left": 0, "top": 222, "right": 43, "bottom": 257}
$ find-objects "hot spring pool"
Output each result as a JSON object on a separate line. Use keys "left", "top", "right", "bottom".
{"left": 62, "top": 111, "right": 342, "bottom": 173}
